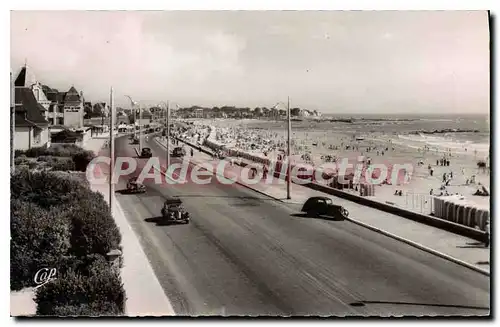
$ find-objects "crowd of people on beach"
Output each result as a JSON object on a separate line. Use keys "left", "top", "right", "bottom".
{"left": 175, "top": 120, "right": 490, "bottom": 205}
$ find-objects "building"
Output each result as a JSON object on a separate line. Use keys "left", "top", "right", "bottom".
{"left": 15, "top": 64, "right": 86, "bottom": 128}
{"left": 13, "top": 77, "right": 51, "bottom": 150}
{"left": 43, "top": 85, "right": 85, "bottom": 128}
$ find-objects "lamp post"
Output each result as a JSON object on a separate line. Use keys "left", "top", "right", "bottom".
{"left": 159, "top": 101, "right": 180, "bottom": 170}
{"left": 109, "top": 87, "right": 115, "bottom": 214}
{"left": 272, "top": 97, "right": 291, "bottom": 200}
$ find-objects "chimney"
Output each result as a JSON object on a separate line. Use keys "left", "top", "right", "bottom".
{"left": 53, "top": 105, "right": 57, "bottom": 125}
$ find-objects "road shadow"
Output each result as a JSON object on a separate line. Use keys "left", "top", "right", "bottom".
{"left": 174, "top": 194, "right": 264, "bottom": 200}
{"left": 350, "top": 300, "right": 488, "bottom": 311}
{"left": 144, "top": 216, "right": 188, "bottom": 226}
{"left": 456, "top": 244, "right": 487, "bottom": 249}
{"left": 115, "top": 189, "right": 146, "bottom": 195}
{"left": 291, "top": 213, "right": 345, "bottom": 221}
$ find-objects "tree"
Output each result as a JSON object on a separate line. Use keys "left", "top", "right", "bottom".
{"left": 92, "top": 103, "right": 104, "bottom": 117}
{"left": 127, "top": 113, "right": 135, "bottom": 125}
{"left": 84, "top": 102, "right": 93, "bottom": 119}
{"left": 290, "top": 108, "right": 301, "bottom": 116}
{"left": 253, "top": 107, "right": 262, "bottom": 117}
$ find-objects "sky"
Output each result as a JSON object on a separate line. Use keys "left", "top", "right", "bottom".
{"left": 10, "top": 10, "right": 490, "bottom": 113}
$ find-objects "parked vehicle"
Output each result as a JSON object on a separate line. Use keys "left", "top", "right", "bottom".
{"left": 172, "top": 147, "right": 186, "bottom": 157}
{"left": 126, "top": 177, "right": 146, "bottom": 194}
{"left": 132, "top": 137, "right": 139, "bottom": 144}
{"left": 301, "top": 196, "right": 349, "bottom": 220}
{"left": 140, "top": 147, "right": 152, "bottom": 158}
{"left": 160, "top": 197, "right": 190, "bottom": 224}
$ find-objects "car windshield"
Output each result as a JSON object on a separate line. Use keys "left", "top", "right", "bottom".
{"left": 324, "top": 199, "right": 333, "bottom": 205}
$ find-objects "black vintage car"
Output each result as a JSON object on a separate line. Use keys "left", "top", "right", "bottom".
{"left": 172, "top": 147, "right": 186, "bottom": 157}
{"left": 160, "top": 198, "right": 190, "bottom": 224}
{"left": 140, "top": 147, "right": 152, "bottom": 158}
{"left": 301, "top": 196, "right": 349, "bottom": 220}
{"left": 126, "top": 177, "right": 146, "bottom": 194}
{"left": 132, "top": 137, "right": 140, "bottom": 144}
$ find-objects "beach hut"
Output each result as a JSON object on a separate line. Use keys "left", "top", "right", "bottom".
{"left": 475, "top": 209, "right": 490, "bottom": 231}
{"left": 359, "top": 183, "right": 375, "bottom": 197}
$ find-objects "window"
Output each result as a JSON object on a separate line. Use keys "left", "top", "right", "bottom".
{"left": 58, "top": 118, "right": 64, "bottom": 125}
{"left": 33, "top": 128, "right": 41, "bottom": 144}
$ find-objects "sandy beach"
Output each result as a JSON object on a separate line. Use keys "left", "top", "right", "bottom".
{"left": 177, "top": 117, "right": 490, "bottom": 215}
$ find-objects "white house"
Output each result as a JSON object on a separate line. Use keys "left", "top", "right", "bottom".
{"left": 14, "top": 87, "right": 51, "bottom": 150}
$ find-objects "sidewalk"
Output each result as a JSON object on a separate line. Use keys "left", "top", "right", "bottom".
{"left": 83, "top": 137, "right": 175, "bottom": 316}
{"left": 170, "top": 138, "right": 490, "bottom": 275}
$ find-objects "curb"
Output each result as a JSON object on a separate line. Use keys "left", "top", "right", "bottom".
{"left": 345, "top": 217, "right": 490, "bottom": 276}
{"left": 87, "top": 138, "right": 176, "bottom": 316}
{"left": 153, "top": 137, "right": 490, "bottom": 276}
{"left": 112, "top": 198, "right": 176, "bottom": 316}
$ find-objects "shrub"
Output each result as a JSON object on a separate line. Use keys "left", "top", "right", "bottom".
{"left": 50, "top": 302, "right": 122, "bottom": 316}
{"left": 51, "top": 158, "right": 76, "bottom": 171}
{"left": 72, "top": 150, "right": 95, "bottom": 172}
{"left": 11, "top": 170, "right": 92, "bottom": 209}
{"left": 10, "top": 200, "right": 71, "bottom": 291}
{"left": 14, "top": 156, "right": 31, "bottom": 166}
{"left": 67, "top": 192, "right": 121, "bottom": 257}
{"left": 35, "top": 262, "right": 125, "bottom": 316}
{"left": 19, "top": 144, "right": 84, "bottom": 158}
{"left": 23, "top": 146, "right": 49, "bottom": 158}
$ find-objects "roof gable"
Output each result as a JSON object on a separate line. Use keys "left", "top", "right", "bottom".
{"left": 15, "top": 87, "right": 49, "bottom": 127}
{"left": 14, "top": 66, "right": 38, "bottom": 87}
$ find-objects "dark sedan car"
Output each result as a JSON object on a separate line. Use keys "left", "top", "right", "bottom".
{"left": 140, "top": 147, "right": 152, "bottom": 158}
{"left": 126, "top": 177, "right": 146, "bottom": 194}
{"left": 301, "top": 196, "right": 349, "bottom": 220}
{"left": 172, "top": 147, "right": 186, "bottom": 157}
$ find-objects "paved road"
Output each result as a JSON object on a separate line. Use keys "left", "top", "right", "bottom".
{"left": 113, "top": 135, "right": 489, "bottom": 316}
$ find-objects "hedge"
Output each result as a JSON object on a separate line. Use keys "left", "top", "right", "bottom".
{"left": 67, "top": 192, "right": 122, "bottom": 257}
{"left": 36, "top": 156, "right": 76, "bottom": 171}
{"left": 35, "top": 258, "right": 125, "bottom": 316}
{"left": 15, "top": 145, "right": 95, "bottom": 172}
{"left": 11, "top": 167, "right": 125, "bottom": 315}
{"left": 10, "top": 200, "right": 71, "bottom": 291}
{"left": 11, "top": 170, "right": 92, "bottom": 209}
{"left": 16, "top": 144, "right": 83, "bottom": 158}
{"left": 72, "top": 150, "right": 95, "bottom": 172}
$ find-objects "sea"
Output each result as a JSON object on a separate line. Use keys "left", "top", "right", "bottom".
{"left": 240, "top": 113, "right": 490, "bottom": 160}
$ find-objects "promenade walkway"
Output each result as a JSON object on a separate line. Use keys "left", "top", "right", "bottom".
{"left": 83, "top": 137, "right": 175, "bottom": 316}
{"left": 158, "top": 137, "right": 490, "bottom": 275}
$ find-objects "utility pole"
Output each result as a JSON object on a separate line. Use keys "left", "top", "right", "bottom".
{"left": 133, "top": 105, "right": 137, "bottom": 138}
{"left": 139, "top": 103, "right": 143, "bottom": 152}
{"left": 286, "top": 97, "right": 292, "bottom": 200}
{"left": 109, "top": 87, "right": 115, "bottom": 214}
{"left": 10, "top": 71, "right": 15, "bottom": 174}
{"left": 287, "top": 96, "right": 291, "bottom": 200}
{"left": 166, "top": 101, "right": 170, "bottom": 169}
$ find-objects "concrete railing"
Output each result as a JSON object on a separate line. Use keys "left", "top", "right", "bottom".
{"left": 303, "top": 182, "right": 486, "bottom": 242}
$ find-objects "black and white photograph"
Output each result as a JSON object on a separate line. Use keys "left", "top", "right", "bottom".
{"left": 8, "top": 8, "right": 491, "bottom": 318}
